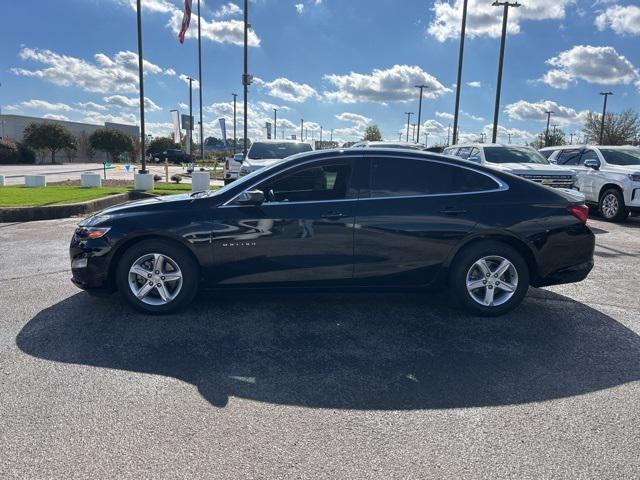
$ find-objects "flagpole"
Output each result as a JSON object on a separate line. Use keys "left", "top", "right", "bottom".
{"left": 136, "top": 0, "right": 147, "bottom": 173}
{"left": 197, "top": 0, "right": 204, "bottom": 159}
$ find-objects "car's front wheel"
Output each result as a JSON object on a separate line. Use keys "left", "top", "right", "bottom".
{"left": 599, "top": 188, "right": 629, "bottom": 222}
{"left": 449, "top": 241, "right": 529, "bottom": 316}
{"left": 116, "top": 239, "right": 199, "bottom": 314}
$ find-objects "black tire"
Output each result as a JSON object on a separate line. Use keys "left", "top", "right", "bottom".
{"left": 116, "top": 239, "right": 199, "bottom": 314}
{"left": 599, "top": 188, "right": 629, "bottom": 222}
{"left": 449, "top": 241, "right": 530, "bottom": 317}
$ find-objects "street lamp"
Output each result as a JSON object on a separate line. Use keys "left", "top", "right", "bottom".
{"left": 242, "top": 0, "right": 251, "bottom": 155}
{"left": 404, "top": 112, "right": 413, "bottom": 142}
{"left": 599, "top": 91, "right": 613, "bottom": 145}
{"left": 136, "top": 0, "right": 147, "bottom": 173}
{"left": 300, "top": 118, "right": 304, "bottom": 141}
{"left": 415, "top": 85, "right": 429, "bottom": 143}
{"left": 452, "top": 0, "right": 469, "bottom": 145}
{"left": 491, "top": 1, "right": 521, "bottom": 144}
{"left": 544, "top": 110, "right": 554, "bottom": 147}
{"left": 232, "top": 93, "right": 238, "bottom": 152}
{"left": 186, "top": 76, "right": 195, "bottom": 157}
{"left": 273, "top": 108, "right": 277, "bottom": 140}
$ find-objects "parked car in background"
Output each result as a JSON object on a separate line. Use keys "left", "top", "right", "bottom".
{"left": 70, "top": 148, "right": 594, "bottom": 317}
{"left": 351, "top": 141, "right": 425, "bottom": 150}
{"left": 239, "top": 140, "right": 314, "bottom": 177}
{"left": 152, "top": 149, "right": 192, "bottom": 164}
{"left": 443, "top": 144, "right": 578, "bottom": 191}
{"left": 540, "top": 145, "right": 640, "bottom": 221}
{"left": 424, "top": 146, "right": 446, "bottom": 153}
{"left": 224, "top": 153, "right": 243, "bottom": 185}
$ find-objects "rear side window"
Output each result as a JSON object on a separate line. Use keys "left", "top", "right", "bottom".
{"left": 370, "top": 158, "right": 498, "bottom": 198}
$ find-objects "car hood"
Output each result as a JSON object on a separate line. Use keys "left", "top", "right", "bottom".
{"left": 603, "top": 164, "right": 640, "bottom": 175}
{"left": 489, "top": 162, "right": 575, "bottom": 176}
{"left": 85, "top": 193, "right": 195, "bottom": 220}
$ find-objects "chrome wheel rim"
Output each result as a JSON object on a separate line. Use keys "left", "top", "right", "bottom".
{"left": 466, "top": 255, "right": 518, "bottom": 307}
{"left": 602, "top": 194, "right": 619, "bottom": 218}
{"left": 128, "top": 253, "right": 183, "bottom": 306}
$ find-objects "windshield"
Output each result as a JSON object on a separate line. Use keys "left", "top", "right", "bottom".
{"left": 600, "top": 148, "right": 640, "bottom": 166}
{"left": 483, "top": 146, "right": 549, "bottom": 165}
{"left": 248, "top": 142, "right": 312, "bottom": 160}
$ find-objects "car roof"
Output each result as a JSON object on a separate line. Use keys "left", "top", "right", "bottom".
{"left": 447, "top": 143, "right": 532, "bottom": 149}
{"left": 251, "top": 139, "right": 312, "bottom": 145}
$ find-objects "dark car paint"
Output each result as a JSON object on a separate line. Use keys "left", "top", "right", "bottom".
{"left": 70, "top": 149, "right": 595, "bottom": 293}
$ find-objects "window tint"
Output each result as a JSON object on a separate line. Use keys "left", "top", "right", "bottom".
{"left": 539, "top": 150, "right": 554, "bottom": 159}
{"left": 599, "top": 148, "right": 640, "bottom": 166}
{"left": 248, "top": 142, "right": 313, "bottom": 160}
{"left": 580, "top": 150, "right": 599, "bottom": 164}
{"left": 370, "top": 158, "right": 498, "bottom": 198}
{"left": 468, "top": 148, "right": 481, "bottom": 162}
{"left": 260, "top": 163, "right": 352, "bottom": 203}
{"left": 456, "top": 147, "right": 472, "bottom": 159}
{"left": 556, "top": 149, "right": 582, "bottom": 165}
{"left": 443, "top": 148, "right": 458, "bottom": 157}
{"left": 483, "top": 146, "right": 549, "bottom": 164}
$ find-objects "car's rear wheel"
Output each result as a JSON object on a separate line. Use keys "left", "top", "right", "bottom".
{"left": 116, "top": 239, "right": 199, "bottom": 314}
{"left": 449, "top": 241, "right": 529, "bottom": 316}
{"left": 599, "top": 188, "right": 629, "bottom": 222}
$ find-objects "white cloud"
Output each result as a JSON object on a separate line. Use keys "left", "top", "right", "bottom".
{"left": 167, "top": 10, "right": 260, "bottom": 47}
{"left": 595, "top": 5, "right": 640, "bottom": 36}
{"left": 481, "top": 124, "right": 535, "bottom": 142}
{"left": 335, "top": 112, "right": 372, "bottom": 126}
{"left": 462, "top": 111, "right": 485, "bottom": 122}
{"left": 164, "top": 68, "right": 176, "bottom": 76}
{"left": 428, "top": 0, "right": 573, "bottom": 42}
{"left": 323, "top": 65, "right": 451, "bottom": 104}
{"left": 295, "top": 3, "right": 304, "bottom": 14}
{"left": 504, "top": 99, "right": 588, "bottom": 126}
{"left": 77, "top": 101, "right": 107, "bottom": 111}
{"left": 541, "top": 45, "right": 638, "bottom": 88}
{"left": 255, "top": 77, "right": 319, "bottom": 103}
{"left": 83, "top": 111, "right": 138, "bottom": 126}
{"left": 179, "top": 74, "right": 200, "bottom": 89}
{"left": 466, "top": 81, "right": 481, "bottom": 88}
{"left": 118, "top": 0, "right": 175, "bottom": 14}
{"left": 11, "top": 48, "right": 168, "bottom": 94}
{"left": 43, "top": 114, "right": 71, "bottom": 121}
{"left": 257, "top": 101, "right": 292, "bottom": 113}
{"left": 436, "top": 111, "right": 454, "bottom": 120}
{"left": 214, "top": 2, "right": 242, "bottom": 18}
{"left": 104, "top": 95, "right": 161, "bottom": 112}
{"left": 21, "top": 99, "right": 74, "bottom": 112}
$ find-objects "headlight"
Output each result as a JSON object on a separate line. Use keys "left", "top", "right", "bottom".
{"left": 75, "top": 227, "right": 111, "bottom": 240}
{"left": 78, "top": 214, "right": 112, "bottom": 227}
{"left": 628, "top": 173, "right": 640, "bottom": 182}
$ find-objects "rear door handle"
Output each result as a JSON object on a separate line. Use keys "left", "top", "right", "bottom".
{"left": 321, "top": 212, "right": 347, "bottom": 220}
{"left": 439, "top": 207, "right": 468, "bottom": 216}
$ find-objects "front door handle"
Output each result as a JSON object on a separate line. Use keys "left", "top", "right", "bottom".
{"left": 321, "top": 212, "right": 347, "bottom": 220}
{"left": 439, "top": 207, "right": 468, "bottom": 216}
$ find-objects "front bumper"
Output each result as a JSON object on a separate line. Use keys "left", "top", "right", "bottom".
{"left": 533, "top": 260, "right": 594, "bottom": 288}
{"left": 69, "top": 235, "right": 115, "bottom": 292}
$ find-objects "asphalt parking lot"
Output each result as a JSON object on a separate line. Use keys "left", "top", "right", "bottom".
{"left": 1, "top": 215, "right": 639, "bottom": 479}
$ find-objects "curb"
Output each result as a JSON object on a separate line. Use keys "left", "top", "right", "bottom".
{"left": 0, "top": 191, "right": 152, "bottom": 223}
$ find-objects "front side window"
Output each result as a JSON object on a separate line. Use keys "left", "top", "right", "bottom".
{"left": 259, "top": 163, "right": 352, "bottom": 203}
{"left": 248, "top": 142, "right": 313, "bottom": 160}
{"left": 456, "top": 147, "right": 472, "bottom": 159}
{"left": 370, "top": 158, "right": 498, "bottom": 198}
{"left": 483, "top": 146, "right": 549, "bottom": 165}
{"left": 580, "top": 150, "right": 599, "bottom": 164}
{"left": 556, "top": 149, "right": 582, "bottom": 165}
{"left": 599, "top": 148, "right": 640, "bottom": 166}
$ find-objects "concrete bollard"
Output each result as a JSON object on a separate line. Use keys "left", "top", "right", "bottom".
{"left": 192, "top": 171, "right": 211, "bottom": 192}
{"left": 25, "top": 175, "right": 46, "bottom": 188}
{"left": 80, "top": 173, "right": 102, "bottom": 188}
{"left": 133, "top": 173, "right": 154, "bottom": 191}
{"left": 0, "top": 175, "right": 5, "bottom": 186}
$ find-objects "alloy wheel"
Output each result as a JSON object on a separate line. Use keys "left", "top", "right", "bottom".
{"left": 466, "top": 255, "right": 519, "bottom": 307}
{"left": 128, "top": 253, "right": 183, "bottom": 306}
{"left": 601, "top": 193, "right": 619, "bottom": 219}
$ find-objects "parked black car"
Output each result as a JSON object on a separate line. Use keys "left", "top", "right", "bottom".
{"left": 151, "top": 149, "right": 192, "bottom": 164}
{"left": 70, "top": 148, "right": 595, "bottom": 316}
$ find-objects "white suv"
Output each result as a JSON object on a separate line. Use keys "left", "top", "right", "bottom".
{"left": 239, "top": 140, "right": 314, "bottom": 177}
{"left": 443, "top": 144, "right": 578, "bottom": 190}
{"left": 541, "top": 145, "right": 640, "bottom": 222}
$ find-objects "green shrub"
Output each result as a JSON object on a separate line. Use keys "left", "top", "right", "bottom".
{"left": 0, "top": 139, "right": 36, "bottom": 164}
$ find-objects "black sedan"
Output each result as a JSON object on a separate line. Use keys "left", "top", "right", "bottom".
{"left": 70, "top": 148, "right": 595, "bottom": 316}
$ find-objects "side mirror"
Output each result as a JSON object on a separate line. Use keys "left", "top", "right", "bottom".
{"left": 467, "top": 156, "right": 481, "bottom": 163}
{"left": 234, "top": 189, "right": 264, "bottom": 206}
{"left": 584, "top": 159, "right": 601, "bottom": 170}
{"left": 233, "top": 153, "right": 245, "bottom": 163}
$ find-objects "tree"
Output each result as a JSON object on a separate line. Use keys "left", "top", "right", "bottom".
{"left": 148, "top": 136, "right": 179, "bottom": 154}
{"left": 89, "top": 128, "right": 134, "bottom": 162}
{"left": 363, "top": 125, "right": 383, "bottom": 141}
{"left": 77, "top": 132, "right": 95, "bottom": 162}
{"left": 582, "top": 109, "right": 640, "bottom": 145}
{"left": 22, "top": 122, "right": 76, "bottom": 164}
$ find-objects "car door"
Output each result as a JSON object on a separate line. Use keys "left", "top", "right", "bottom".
{"left": 554, "top": 148, "right": 588, "bottom": 196}
{"left": 578, "top": 149, "right": 603, "bottom": 201}
{"left": 209, "top": 158, "right": 362, "bottom": 286}
{"left": 353, "top": 155, "right": 500, "bottom": 285}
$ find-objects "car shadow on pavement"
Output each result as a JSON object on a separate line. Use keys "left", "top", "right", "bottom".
{"left": 16, "top": 288, "right": 640, "bottom": 410}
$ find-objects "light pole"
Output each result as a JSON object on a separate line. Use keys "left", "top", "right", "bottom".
{"left": 569, "top": 132, "right": 575, "bottom": 144}
{"left": 491, "top": 1, "right": 521, "bottom": 144}
{"left": 544, "top": 110, "right": 554, "bottom": 147}
{"left": 0, "top": 81, "right": 4, "bottom": 140}
{"left": 415, "top": 85, "right": 429, "bottom": 144}
{"left": 424, "top": 132, "right": 429, "bottom": 147}
{"left": 411, "top": 124, "right": 417, "bottom": 143}
{"left": 599, "top": 91, "right": 613, "bottom": 145}
{"left": 300, "top": 118, "right": 304, "bottom": 140}
{"left": 330, "top": 129, "right": 333, "bottom": 144}
{"left": 398, "top": 132, "right": 403, "bottom": 141}
{"left": 187, "top": 76, "right": 194, "bottom": 156}
{"left": 232, "top": 93, "right": 238, "bottom": 153}
{"left": 273, "top": 108, "right": 277, "bottom": 140}
{"left": 320, "top": 126, "right": 323, "bottom": 149}
{"left": 136, "top": 0, "right": 147, "bottom": 173}
{"left": 404, "top": 112, "right": 413, "bottom": 142}
{"left": 452, "top": 0, "right": 469, "bottom": 145}
{"left": 447, "top": 123, "right": 451, "bottom": 146}
{"left": 507, "top": 133, "right": 512, "bottom": 144}
{"left": 197, "top": 0, "right": 204, "bottom": 159}
{"left": 242, "top": 0, "right": 251, "bottom": 155}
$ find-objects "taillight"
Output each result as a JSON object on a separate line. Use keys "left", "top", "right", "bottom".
{"left": 568, "top": 204, "right": 589, "bottom": 224}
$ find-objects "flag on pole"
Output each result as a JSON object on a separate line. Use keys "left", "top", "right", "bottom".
{"left": 178, "top": 0, "right": 193, "bottom": 44}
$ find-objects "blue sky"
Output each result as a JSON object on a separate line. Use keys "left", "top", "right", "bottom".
{"left": 1, "top": 0, "right": 639, "bottom": 145}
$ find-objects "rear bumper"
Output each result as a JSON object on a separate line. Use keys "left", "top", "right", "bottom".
{"left": 533, "top": 260, "right": 594, "bottom": 287}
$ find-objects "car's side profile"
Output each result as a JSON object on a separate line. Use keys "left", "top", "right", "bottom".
{"left": 541, "top": 145, "right": 640, "bottom": 222}
{"left": 70, "top": 149, "right": 595, "bottom": 316}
